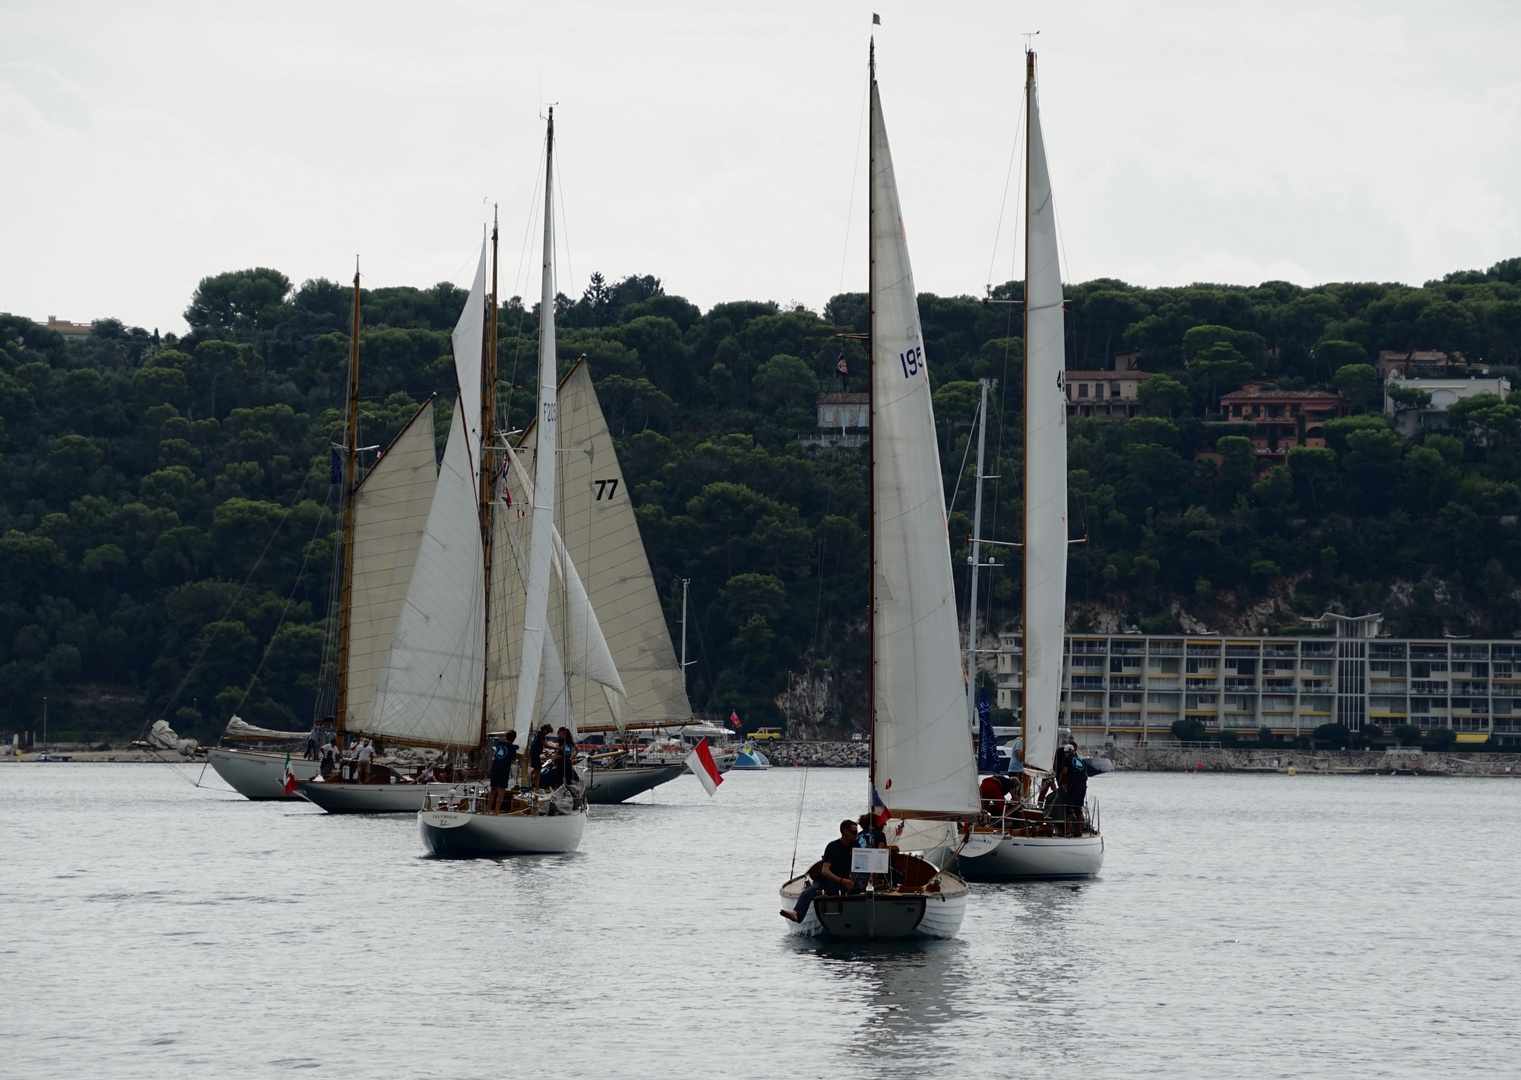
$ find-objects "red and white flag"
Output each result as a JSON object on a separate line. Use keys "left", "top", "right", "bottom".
{"left": 686, "top": 738, "right": 724, "bottom": 797}
{"left": 283, "top": 753, "right": 298, "bottom": 796}
{"left": 728, "top": 710, "right": 742, "bottom": 730}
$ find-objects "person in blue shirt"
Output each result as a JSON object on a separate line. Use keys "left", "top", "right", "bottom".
{"left": 487, "top": 731, "right": 518, "bottom": 814}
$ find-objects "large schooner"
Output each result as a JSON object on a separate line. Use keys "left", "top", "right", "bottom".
{"left": 956, "top": 50, "right": 1105, "bottom": 880}
{"left": 777, "top": 38, "right": 976, "bottom": 940}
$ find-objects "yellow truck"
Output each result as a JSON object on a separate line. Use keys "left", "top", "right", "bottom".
{"left": 752, "top": 727, "right": 784, "bottom": 740}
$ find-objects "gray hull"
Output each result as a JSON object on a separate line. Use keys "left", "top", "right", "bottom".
{"left": 584, "top": 764, "right": 686, "bottom": 804}
{"left": 206, "top": 747, "right": 320, "bottom": 800}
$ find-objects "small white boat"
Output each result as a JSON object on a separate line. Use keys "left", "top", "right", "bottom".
{"left": 417, "top": 787, "right": 586, "bottom": 856}
{"left": 206, "top": 746, "right": 320, "bottom": 800}
{"left": 952, "top": 824, "right": 1105, "bottom": 880}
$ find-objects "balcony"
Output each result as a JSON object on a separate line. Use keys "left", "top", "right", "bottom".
{"left": 1109, "top": 676, "right": 1141, "bottom": 690}
{"left": 1262, "top": 678, "right": 1295, "bottom": 691}
{"left": 1071, "top": 676, "right": 1106, "bottom": 690}
{"left": 1224, "top": 678, "right": 1257, "bottom": 691}
{"left": 1411, "top": 681, "right": 1450, "bottom": 695}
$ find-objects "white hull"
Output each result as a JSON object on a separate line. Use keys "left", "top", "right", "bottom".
{"left": 206, "top": 747, "right": 319, "bottom": 800}
{"left": 585, "top": 764, "right": 686, "bottom": 804}
{"left": 418, "top": 807, "right": 586, "bottom": 856}
{"left": 954, "top": 830, "right": 1104, "bottom": 880}
{"left": 295, "top": 779, "right": 442, "bottom": 814}
{"left": 778, "top": 874, "right": 969, "bottom": 940}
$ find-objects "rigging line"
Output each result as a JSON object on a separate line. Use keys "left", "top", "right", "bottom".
{"left": 946, "top": 394, "right": 980, "bottom": 515}
{"left": 553, "top": 139, "right": 577, "bottom": 310}
{"left": 788, "top": 760, "right": 809, "bottom": 879}
{"left": 837, "top": 73, "right": 871, "bottom": 293}
{"left": 227, "top": 484, "right": 336, "bottom": 718}
{"left": 984, "top": 96, "right": 1027, "bottom": 293}
{"left": 146, "top": 463, "right": 321, "bottom": 735}
{"left": 504, "top": 132, "right": 547, "bottom": 438}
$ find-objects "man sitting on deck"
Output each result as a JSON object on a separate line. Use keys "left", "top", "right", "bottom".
{"left": 781, "top": 819, "right": 864, "bottom": 923}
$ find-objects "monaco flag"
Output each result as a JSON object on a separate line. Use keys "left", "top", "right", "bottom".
{"left": 283, "top": 753, "right": 298, "bottom": 796}
{"left": 729, "top": 710, "right": 742, "bottom": 730}
{"left": 686, "top": 738, "right": 724, "bottom": 797}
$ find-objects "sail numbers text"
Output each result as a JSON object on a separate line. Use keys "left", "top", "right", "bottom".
{"left": 543, "top": 402, "right": 557, "bottom": 423}
{"left": 593, "top": 478, "right": 620, "bottom": 501}
{"left": 898, "top": 346, "right": 924, "bottom": 379}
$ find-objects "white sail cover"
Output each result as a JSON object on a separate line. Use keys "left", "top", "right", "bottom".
{"left": 343, "top": 400, "right": 438, "bottom": 730}
{"left": 452, "top": 238, "right": 488, "bottom": 492}
{"left": 511, "top": 116, "right": 562, "bottom": 736}
{"left": 367, "top": 274, "right": 488, "bottom": 747}
{"left": 552, "top": 363, "right": 688, "bottom": 724}
{"left": 1022, "top": 62, "right": 1068, "bottom": 777}
{"left": 868, "top": 77, "right": 979, "bottom": 826}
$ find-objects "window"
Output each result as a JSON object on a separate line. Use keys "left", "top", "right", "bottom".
{"left": 822, "top": 409, "right": 835, "bottom": 424}
{"left": 1111, "top": 382, "right": 1121, "bottom": 397}
{"left": 1078, "top": 383, "right": 1089, "bottom": 398}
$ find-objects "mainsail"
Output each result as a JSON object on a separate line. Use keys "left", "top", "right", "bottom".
{"left": 342, "top": 399, "right": 438, "bottom": 730}
{"left": 367, "top": 248, "right": 489, "bottom": 748}
{"left": 867, "top": 72, "right": 980, "bottom": 848}
{"left": 1021, "top": 52, "right": 1068, "bottom": 778}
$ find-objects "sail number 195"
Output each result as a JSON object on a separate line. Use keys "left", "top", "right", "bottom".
{"left": 899, "top": 346, "right": 923, "bottom": 379}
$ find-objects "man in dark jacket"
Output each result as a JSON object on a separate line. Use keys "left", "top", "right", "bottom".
{"left": 781, "top": 819, "right": 863, "bottom": 923}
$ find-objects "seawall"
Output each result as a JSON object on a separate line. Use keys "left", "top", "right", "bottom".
{"left": 1109, "top": 746, "right": 1518, "bottom": 776}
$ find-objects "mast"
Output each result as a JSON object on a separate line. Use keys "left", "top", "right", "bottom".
{"left": 866, "top": 36, "right": 878, "bottom": 813}
{"left": 334, "top": 260, "right": 363, "bottom": 748}
{"left": 680, "top": 577, "right": 691, "bottom": 696}
{"left": 1020, "top": 49, "right": 1034, "bottom": 796}
{"left": 511, "top": 107, "right": 560, "bottom": 737}
{"left": 967, "top": 378, "right": 990, "bottom": 729}
{"left": 478, "top": 210, "right": 500, "bottom": 746}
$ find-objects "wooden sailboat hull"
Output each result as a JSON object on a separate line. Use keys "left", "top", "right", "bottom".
{"left": 778, "top": 874, "right": 969, "bottom": 941}
{"left": 417, "top": 807, "right": 586, "bottom": 856}
{"left": 584, "top": 764, "right": 686, "bottom": 803}
{"left": 953, "top": 831, "right": 1104, "bottom": 880}
{"left": 206, "top": 747, "right": 319, "bottom": 801}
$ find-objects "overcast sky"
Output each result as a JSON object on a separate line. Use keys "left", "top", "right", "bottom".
{"left": 3, "top": 0, "right": 1519, "bottom": 333}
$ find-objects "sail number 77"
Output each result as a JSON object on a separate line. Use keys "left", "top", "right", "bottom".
{"left": 594, "top": 478, "right": 619, "bottom": 501}
{"left": 899, "top": 346, "right": 923, "bottom": 378}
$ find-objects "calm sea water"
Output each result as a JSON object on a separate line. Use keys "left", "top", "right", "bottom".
{"left": 2, "top": 763, "right": 1518, "bottom": 1079}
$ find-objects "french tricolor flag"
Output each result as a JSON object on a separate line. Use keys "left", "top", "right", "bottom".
{"left": 686, "top": 738, "right": 724, "bottom": 797}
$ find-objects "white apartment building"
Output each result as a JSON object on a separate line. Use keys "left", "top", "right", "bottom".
{"left": 994, "top": 614, "right": 1517, "bottom": 748}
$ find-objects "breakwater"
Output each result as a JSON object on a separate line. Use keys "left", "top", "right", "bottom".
{"left": 760, "top": 741, "right": 870, "bottom": 767}
{"left": 1109, "top": 746, "right": 1518, "bottom": 776}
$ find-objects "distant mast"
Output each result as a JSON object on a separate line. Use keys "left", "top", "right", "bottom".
{"left": 478, "top": 211, "right": 499, "bottom": 745}
{"left": 334, "top": 261, "right": 362, "bottom": 747}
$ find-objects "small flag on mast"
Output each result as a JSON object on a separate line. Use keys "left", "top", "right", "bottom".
{"left": 873, "top": 13, "right": 881, "bottom": 24}
{"left": 729, "top": 710, "right": 742, "bottom": 730}
{"left": 686, "top": 738, "right": 724, "bottom": 797}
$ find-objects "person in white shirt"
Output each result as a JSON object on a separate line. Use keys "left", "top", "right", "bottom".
{"left": 355, "top": 738, "right": 374, "bottom": 783}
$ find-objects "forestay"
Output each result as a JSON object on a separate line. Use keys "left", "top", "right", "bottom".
{"left": 867, "top": 78, "right": 979, "bottom": 830}
{"left": 1021, "top": 66, "right": 1068, "bottom": 777}
{"left": 343, "top": 399, "right": 438, "bottom": 731}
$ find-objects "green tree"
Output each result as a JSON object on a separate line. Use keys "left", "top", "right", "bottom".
{"left": 1332, "top": 363, "right": 1380, "bottom": 413}
{"left": 1136, "top": 373, "right": 1189, "bottom": 418}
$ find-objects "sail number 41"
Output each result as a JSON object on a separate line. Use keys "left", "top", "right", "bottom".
{"left": 899, "top": 346, "right": 923, "bottom": 378}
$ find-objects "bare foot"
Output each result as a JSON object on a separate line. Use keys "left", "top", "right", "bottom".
{"left": 779, "top": 909, "right": 800, "bottom": 922}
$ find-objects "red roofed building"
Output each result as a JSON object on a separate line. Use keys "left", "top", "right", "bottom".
{"left": 1216, "top": 384, "right": 1347, "bottom": 465}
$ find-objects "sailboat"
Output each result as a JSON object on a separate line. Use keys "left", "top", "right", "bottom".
{"left": 213, "top": 266, "right": 441, "bottom": 806}
{"left": 956, "top": 49, "right": 1104, "bottom": 880}
{"left": 417, "top": 108, "right": 592, "bottom": 855}
{"left": 295, "top": 236, "right": 492, "bottom": 814}
{"left": 777, "top": 39, "right": 976, "bottom": 940}
{"left": 498, "top": 359, "right": 700, "bottom": 803}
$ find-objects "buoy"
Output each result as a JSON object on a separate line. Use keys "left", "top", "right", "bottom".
{"left": 1286, "top": 766, "right": 1296, "bottom": 776}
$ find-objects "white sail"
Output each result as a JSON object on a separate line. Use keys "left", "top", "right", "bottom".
{"left": 1022, "top": 61, "right": 1068, "bottom": 777}
{"left": 549, "top": 363, "right": 688, "bottom": 724}
{"left": 868, "top": 78, "right": 979, "bottom": 827}
{"left": 511, "top": 114, "right": 561, "bottom": 736}
{"left": 452, "top": 238, "right": 489, "bottom": 491}
{"left": 343, "top": 399, "right": 438, "bottom": 730}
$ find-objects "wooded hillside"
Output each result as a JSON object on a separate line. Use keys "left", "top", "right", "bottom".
{"left": 3, "top": 256, "right": 1520, "bottom": 741}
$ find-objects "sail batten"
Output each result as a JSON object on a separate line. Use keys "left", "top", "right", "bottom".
{"left": 1022, "top": 61, "right": 1068, "bottom": 777}
{"left": 867, "top": 78, "right": 979, "bottom": 824}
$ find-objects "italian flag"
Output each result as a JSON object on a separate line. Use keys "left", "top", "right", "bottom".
{"left": 686, "top": 738, "right": 724, "bottom": 797}
{"left": 283, "top": 753, "right": 298, "bottom": 796}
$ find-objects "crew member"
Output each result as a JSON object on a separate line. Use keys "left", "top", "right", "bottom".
{"left": 487, "top": 731, "right": 518, "bottom": 814}
{"left": 781, "top": 819, "right": 864, "bottom": 923}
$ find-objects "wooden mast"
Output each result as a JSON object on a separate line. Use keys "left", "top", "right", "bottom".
{"left": 1020, "top": 49, "right": 1034, "bottom": 799}
{"left": 867, "top": 36, "right": 878, "bottom": 818}
{"left": 478, "top": 212, "right": 500, "bottom": 748}
{"left": 334, "top": 261, "right": 363, "bottom": 749}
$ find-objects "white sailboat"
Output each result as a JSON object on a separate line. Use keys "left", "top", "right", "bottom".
{"left": 956, "top": 50, "right": 1104, "bottom": 881}
{"left": 778, "top": 40, "right": 975, "bottom": 940}
{"left": 497, "top": 360, "right": 693, "bottom": 802}
{"left": 418, "top": 109, "right": 590, "bottom": 855}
